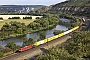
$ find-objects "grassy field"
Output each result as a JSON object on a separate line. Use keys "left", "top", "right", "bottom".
{"left": 0, "top": 19, "right": 35, "bottom": 29}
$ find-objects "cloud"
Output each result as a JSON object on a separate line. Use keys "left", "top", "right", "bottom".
{"left": 0, "top": 0, "right": 66, "bottom": 5}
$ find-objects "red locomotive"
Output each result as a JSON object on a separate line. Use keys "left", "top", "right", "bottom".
{"left": 18, "top": 45, "right": 32, "bottom": 52}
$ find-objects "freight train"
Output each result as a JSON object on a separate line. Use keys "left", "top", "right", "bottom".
{"left": 18, "top": 26, "right": 79, "bottom": 52}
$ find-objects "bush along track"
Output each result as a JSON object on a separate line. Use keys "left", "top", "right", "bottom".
{"left": 35, "top": 31, "right": 90, "bottom": 60}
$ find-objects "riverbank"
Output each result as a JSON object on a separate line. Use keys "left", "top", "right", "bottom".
{"left": 0, "top": 34, "right": 71, "bottom": 60}
{"left": 0, "top": 24, "right": 57, "bottom": 41}
{"left": 0, "top": 14, "right": 60, "bottom": 41}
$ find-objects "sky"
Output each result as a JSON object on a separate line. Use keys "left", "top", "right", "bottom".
{"left": 0, "top": 0, "right": 66, "bottom": 6}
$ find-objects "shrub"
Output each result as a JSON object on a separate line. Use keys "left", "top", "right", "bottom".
{"left": 23, "top": 17, "right": 32, "bottom": 19}
{"left": 0, "top": 17, "right": 3, "bottom": 20}
{"left": 8, "top": 17, "right": 20, "bottom": 19}
{"left": 0, "top": 52, "right": 4, "bottom": 58}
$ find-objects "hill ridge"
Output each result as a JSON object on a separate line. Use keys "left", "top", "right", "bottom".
{"left": 54, "top": 0, "right": 90, "bottom": 6}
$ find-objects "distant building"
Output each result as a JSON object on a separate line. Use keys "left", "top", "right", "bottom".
{"left": 0, "top": 5, "right": 44, "bottom": 13}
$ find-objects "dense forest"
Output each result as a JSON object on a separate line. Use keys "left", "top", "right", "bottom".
{"left": 35, "top": 31, "right": 90, "bottom": 60}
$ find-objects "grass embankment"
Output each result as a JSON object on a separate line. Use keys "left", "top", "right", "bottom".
{"left": 0, "top": 19, "right": 35, "bottom": 29}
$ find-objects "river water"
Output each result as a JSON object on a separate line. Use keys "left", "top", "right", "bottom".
{"left": 60, "top": 18, "right": 70, "bottom": 22}
{"left": 0, "top": 18, "right": 70, "bottom": 47}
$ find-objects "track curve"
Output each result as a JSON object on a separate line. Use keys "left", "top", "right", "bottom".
{"left": 0, "top": 35, "right": 71, "bottom": 60}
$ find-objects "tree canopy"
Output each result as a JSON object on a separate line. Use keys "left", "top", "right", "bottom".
{"left": 35, "top": 31, "right": 90, "bottom": 60}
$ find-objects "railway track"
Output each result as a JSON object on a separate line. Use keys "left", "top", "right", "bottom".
{"left": 85, "top": 20, "right": 90, "bottom": 30}
{"left": 0, "top": 34, "right": 71, "bottom": 60}
{"left": 0, "top": 18, "right": 86, "bottom": 60}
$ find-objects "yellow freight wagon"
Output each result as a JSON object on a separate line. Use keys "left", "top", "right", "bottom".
{"left": 58, "top": 33, "right": 64, "bottom": 37}
{"left": 33, "top": 41, "right": 41, "bottom": 46}
{"left": 47, "top": 37, "right": 52, "bottom": 42}
{"left": 33, "top": 26, "right": 79, "bottom": 47}
{"left": 44, "top": 39, "right": 48, "bottom": 43}
{"left": 52, "top": 36, "right": 56, "bottom": 40}
{"left": 76, "top": 26, "right": 79, "bottom": 29}
{"left": 71, "top": 26, "right": 79, "bottom": 31}
{"left": 71, "top": 27, "right": 76, "bottom": 31}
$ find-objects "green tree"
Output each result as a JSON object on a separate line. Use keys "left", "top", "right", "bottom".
{"left": 22, "top": 38, "right": 35, "bottom": 46}
{"left": 36, "top": 17, "right": 40, "bottom": 19}
{"left": 1, "top": 47, "right": 11, "bottom": 53}
{"left": 35, "top": 48, "right": 76, "bottom": 60}
{"left": 0, "top": 17, "right": 3, "bottom": 20}
{"left": 22, "top": 37, "right": 28, "bottom": 46}
{"left": 29, "top": 10, "right": 35, "bottom": 14}
{"left": 40, "top": 31, "right": 46, "bottom": 40}
{"left": 0, "top": 52, "right": 4, "bottom": 58}
{"left": 53, "top": 30, "right": 64, "bottom": 35}
{"left": 16, "top": 28, "right": 23, "bottom": 34}
{"left": 5, "top": 42, "right": 17, "bottom": 53}
{"left": 0, "top": 45, "right": 3, "bottom": 50}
